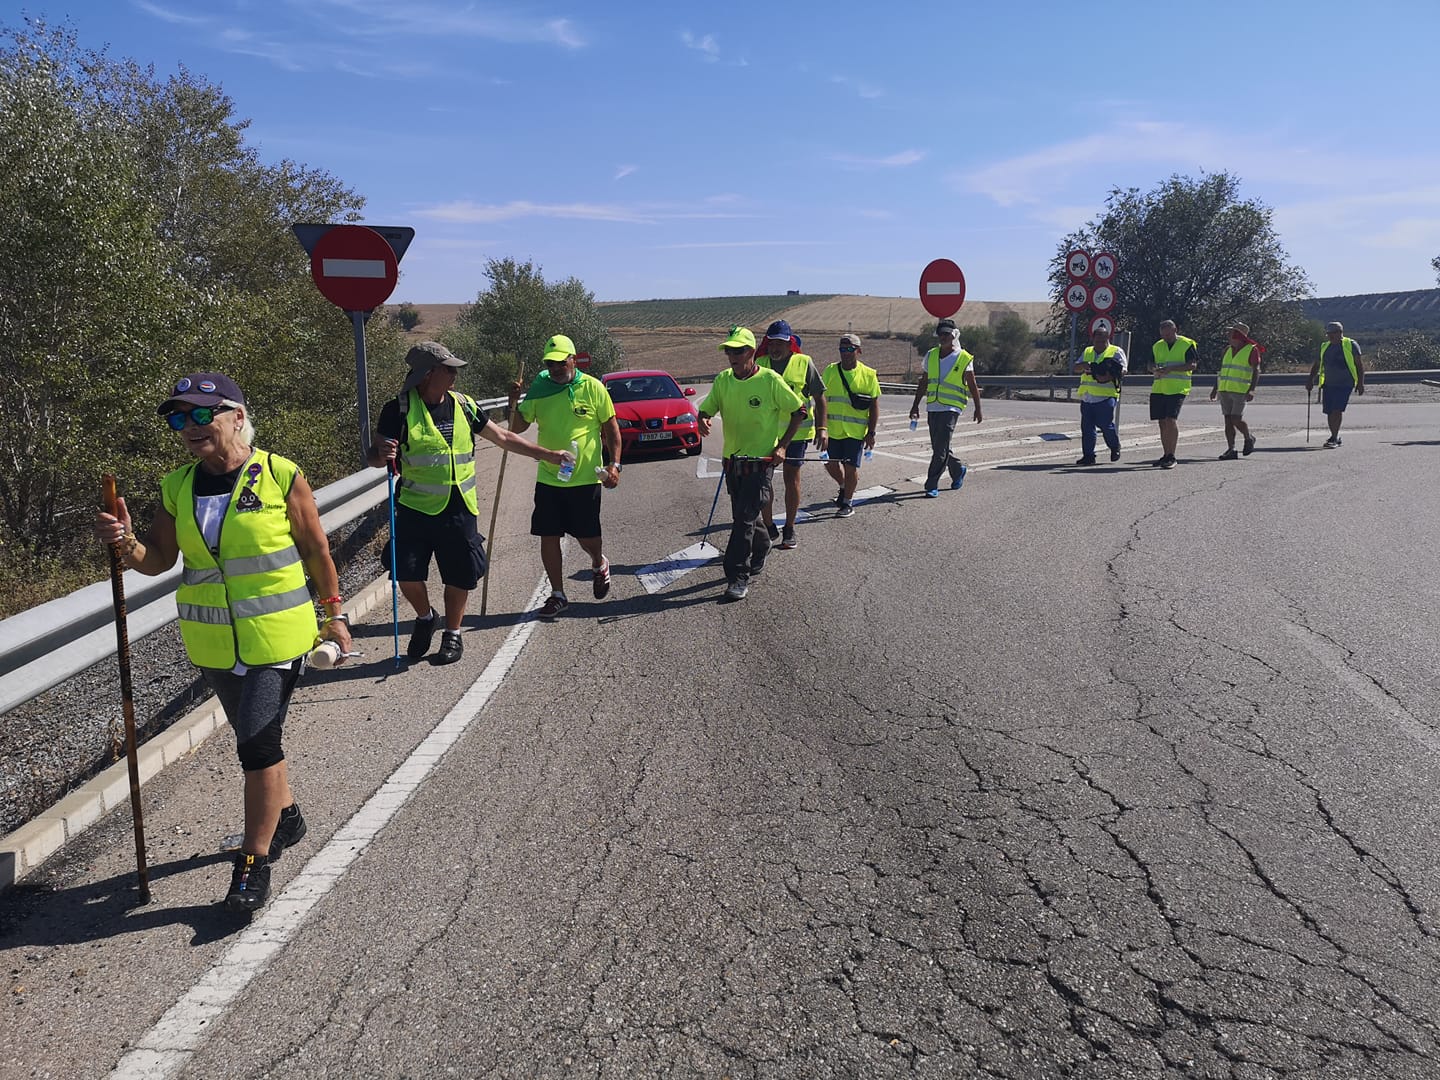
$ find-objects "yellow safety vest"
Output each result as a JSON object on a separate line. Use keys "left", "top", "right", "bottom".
{"left": 926, "top": 348, "right": 974, "bottom": 410}
{"left": 1151, "top": 336, "right": 1196, "bottom": 396}
{"left": 1216, "top": 345, "right": 1256, "bottom": 394}
{"left": 822, "top": 361, "right": 881, "bottom": 439}
{"left": 162, "top": 451, "right": 317, "bottom": 669}
{"left": 1079, "top": 345, "right": 1121, "bottom": 399}
{"left": 1318, "top": 338, "right": 1358, "bottom": 387}
{"left": 759, "top": 352, "right": 816, "bottom": 439}
{"left": 398, "top": 389, "right": 479, "bottom": 515}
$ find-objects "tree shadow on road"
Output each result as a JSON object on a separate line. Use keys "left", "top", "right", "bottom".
{"left": 0, "top": 852, "right": 252, "bottom": 949}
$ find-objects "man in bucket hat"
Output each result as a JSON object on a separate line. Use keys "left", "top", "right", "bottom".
{"left": 1306, "top": 322, "right": 1365, "bottom": 448}
{"left": 697, "top": 327, "right": 806, "bottom": 601}
{"left": 756, "top": 319, "right": 826, "bottom": 549}
{"left": 368, "top": 342, "right": 567, "bottom": 662}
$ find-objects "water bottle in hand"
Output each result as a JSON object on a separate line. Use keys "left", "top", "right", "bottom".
{"left": 557, "top": 440, "right": 577, "bottom": 482}
{"left": 909, "top": 417, "right": 918, "bottom": 431}
{"left": 863, "top": 447, "right": 874, "bottom": 462}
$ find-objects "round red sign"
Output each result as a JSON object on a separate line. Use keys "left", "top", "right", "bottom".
{"left": 1092, "top": 252, "right": 1119, "bottom": 282}
{"left": 1064, "top": 282, "right": 1089, "bottom": 312}
{"left": 1088, "top": 315, "right": 1114, "bottom": 337}
{"left": 918, "top": 258, "right": 966, "bottom": 319}
{"left": 1065, "top": 250, "right": 1091, "bottom": 280}
{"left": 310, "top": 225, "right": 399, "bottom": 311}
{"left": 1091, "top": 285, "right": 1116, "bottom": 314}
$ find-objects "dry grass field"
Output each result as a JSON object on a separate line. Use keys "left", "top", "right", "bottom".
{"left": 399, "top": 296, "right": 1058, "bottom": 379}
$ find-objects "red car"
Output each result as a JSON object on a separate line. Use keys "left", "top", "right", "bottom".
{"left": 602, "top": 370, "right": 702, "bottom": 456}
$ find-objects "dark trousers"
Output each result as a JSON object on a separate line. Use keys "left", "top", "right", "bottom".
{"left": 723, "top": 464, "right": 772, "bottom": 583}
{"left": 925, "top": 411, "right": 965, "bottom": 489}
{"left": 1080, "top": 398, "right": 1120, "bottom": 458}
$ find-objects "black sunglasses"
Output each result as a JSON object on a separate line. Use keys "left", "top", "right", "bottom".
{"left": 165, "top": 405, "right": 235, "bottom": 431}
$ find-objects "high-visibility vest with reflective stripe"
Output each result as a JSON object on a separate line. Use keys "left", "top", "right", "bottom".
{"left": 1079, "top": 345, "right": 1121, "bottom": 399}
{"left": 760, "top": 352, "right": 816, "bottom": 439}
{"left": 1318, "top": 338, "right": 1358, "bottom": 387}
{"left": 1216, "top": 345, "right": 1256, "bottom": 394}
{"left": 822, "top": 361, "right": 881, "bottom": 439}
{"left": 162, "top": 451, "right": 317, "bottom": 669}
{"left": 926, "top": 348, "right": 974, "bottom": 410}
{"left": 1151, "top": 336, "right": 1197, "bottom": 396}
{"left": 398, "top": 389, "right": 479, "bottom": 515}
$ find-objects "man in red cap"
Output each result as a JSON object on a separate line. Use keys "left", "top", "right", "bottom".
{"left": 1209, "top": 323, "right": 1262, "bottom": 460}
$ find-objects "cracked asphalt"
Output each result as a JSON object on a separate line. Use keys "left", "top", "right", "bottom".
{"left": 4, "top": 396, "right": 1440, "bottom": 1079}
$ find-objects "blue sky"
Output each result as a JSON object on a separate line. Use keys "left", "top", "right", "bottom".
{"left": 28, "top": 0, "right": 1440, "bottom": 303}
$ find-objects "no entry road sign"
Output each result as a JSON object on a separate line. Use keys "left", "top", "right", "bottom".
{"left": 919, "top": 259, "right": 966, "bottom": 319}
{"left": 309, "top": 225, "right": 399, "bottom": 312}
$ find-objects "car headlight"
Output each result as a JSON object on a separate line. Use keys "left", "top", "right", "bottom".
{"left": 617, "top": 418, "right": 637, "bottom": 429}
{"left": 669, "top": 414, "right": 697, "bottom": 425}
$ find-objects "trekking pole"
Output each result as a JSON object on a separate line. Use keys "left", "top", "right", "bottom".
{"left": 1306, "top": 386, "right": 1312, "bottom": 444}
{"left": 700, "top": 466, "right": 725, "bottom": 550}
{"left": 100, "top": 475, "right": 151, "bottom": 904}
{"left": 481, "top": 360, "right": 525, "bottom": 616}
{"left": 386, "top": 461, "right": 400, "bottom": 668}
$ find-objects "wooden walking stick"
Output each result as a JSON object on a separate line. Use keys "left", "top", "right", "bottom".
{"left": 480, "top": 358, "right": 526, "bottom": 616}
{"left": 101, "top": 475, "right": 152, "bottom": 903}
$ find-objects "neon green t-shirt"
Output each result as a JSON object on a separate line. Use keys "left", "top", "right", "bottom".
{"left": 698, "top": 367, "right": 805, "bottom": 459}
{"left": 517, "top": 371, "right": 616, "bottom": 487}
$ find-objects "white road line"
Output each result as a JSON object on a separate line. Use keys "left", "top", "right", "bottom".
{"left": 636, "top": 542, "right": 721, "bottom": 593}
{"left": 108, "top": 574, "right": 556, "bottom": 1080}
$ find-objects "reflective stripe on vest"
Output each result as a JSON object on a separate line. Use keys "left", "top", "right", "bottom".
{"left": 1151, "top": 336, "right": 1196, "bottom": 396}
{"left": 1318, "top": 338, "right": 1358, "bottom": 388}
{"left": 161, "top": 450, "right": 317, "bottom": 669}
{"left": 398, "top": 389, "right": 479, "bottom": 515}
{"left": 1217, "top": 345, "right": 1255, "bottom": 394}
{"left": 1079, "top": 345, "right": 1120, "bottom": 399}
{"left": 761, "top": 353, "right": 815, "bottom": 439}
{"left": 823, "top": 362, "right": 880, "bottom": 439}
{"left": 926, "top": 348, "right": 972, "bottom": 410}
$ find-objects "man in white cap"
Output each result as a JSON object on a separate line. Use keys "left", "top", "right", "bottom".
{"left": 1306, "top": 322, "right": 1365, "bottom": 448}
{"left": 910, "top": 318, "right": 983, "bottom": 490}
{"left": 509, "top": 334, "right": 622, "bottom": 620}
{"left": 370, "top": 342, "right": 567, "bottom": 663}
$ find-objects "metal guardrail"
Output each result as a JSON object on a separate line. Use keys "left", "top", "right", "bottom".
{"left": 880, "top": 369, "right": 1440, "bottom": 399}
{"left": 0, "top": 396, "right": 510, "bottom": 717}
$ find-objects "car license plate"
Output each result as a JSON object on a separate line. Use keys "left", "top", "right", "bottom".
{"left": 638, "top": 432, "right": 670, "bottom": 442}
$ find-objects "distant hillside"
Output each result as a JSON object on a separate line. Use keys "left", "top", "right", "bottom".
{"left": 1303, "top": 289, "right": 1440, "bottom": 332}
{"left": 598, "top": 294, "right": 1053, "bottom": 334}
{"left": 597, "top": 295, "right": 836, "bottom": 330}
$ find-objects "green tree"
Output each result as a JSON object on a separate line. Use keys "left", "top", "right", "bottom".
{"left": 1432, "top": 253, "right": 1439, "bottom": 286}
{"left": 1048, "top": 172, "right": 1312, "bottom": 371}
{"left": 0, "top": 18, "right": 369, "bottom": 614}
{"left": 441, "top": 258, "right": 623, "bottom": 396}
{"left": 389, "top": 303, "right": 421, "bottom": 331}
{"left": 990, "top": 314, "right": 1036, "bottom": 374}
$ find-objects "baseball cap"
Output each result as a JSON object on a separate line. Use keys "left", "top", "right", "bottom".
{"left": 839, "top": 333, "right": 862, "bottom": 348}
{"left": 764, "top": 320, "right": 794, "bottom": 341}
{"left": 542, "top": 334, "right": 577, "bottom": 362}
{"left": 719, "top": 326, "right": 757, "bottom": 352}
{"left": 402, "top": 341, "right": 466, "bottom": 391}
{"left": 935, "top": 319, "right": 958, "bottom": 334}
{"left": 157, "top": 372, "right": 245, "bottom": 414}
{"left": 1325, "top": 321, "right": 1344, "bottom": 333}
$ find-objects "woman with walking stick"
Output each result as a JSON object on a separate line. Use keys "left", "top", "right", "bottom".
{"left": 94, "top": 372, "right": 351, "bottom": 913}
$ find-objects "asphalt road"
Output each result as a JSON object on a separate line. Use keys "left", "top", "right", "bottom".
{"left": 4, "top": 389, "right": 1440, "bottom": 1079}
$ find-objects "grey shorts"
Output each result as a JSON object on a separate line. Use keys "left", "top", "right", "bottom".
{"left": 1217, "top": 391, "right": 1249, "bottom": 417}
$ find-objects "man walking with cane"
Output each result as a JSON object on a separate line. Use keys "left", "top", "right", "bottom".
{"left": 1306, "top": 321, "right": 1365, "bottom": 449}
{"left": 697, "top": 327, "right": 806, "bottom": 601}
{"left": 369, "top": 342, "right": 566, "bottom": 663}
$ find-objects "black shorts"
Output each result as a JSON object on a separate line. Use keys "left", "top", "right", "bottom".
{"left": 531, "top": 482, "right": 602, "bottom": 538}
{"left": 392, "top": 502, "right": 487, "bottom": 589}
{"left": 782, "top": 439, "right": 808, "bottom": 465}
{"left": 1149, "top": 393, "right": 1186, "bottom": 421}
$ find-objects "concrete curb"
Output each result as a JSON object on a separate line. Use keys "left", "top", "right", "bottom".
{"left": 0, "top": 573, "right": 395, "bottom": 895}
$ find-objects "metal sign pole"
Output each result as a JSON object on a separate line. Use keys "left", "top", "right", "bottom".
{"left": 1069, "top": 312, "right": 1077, "bottom": 369}
{"left": 351, "top": 310, "right": 372, "bottom": 464}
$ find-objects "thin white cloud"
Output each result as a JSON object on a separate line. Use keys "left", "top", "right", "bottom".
{"left": 614, "top": 165, "right": 638, "bottom": 181}
{"left": 681, "top": 30, "right": 720, "bottom": 61}
{"left": 654, "top": 240, "right": 831, "bottom": 250}
{"left": 131, "top": 0, "right": 209, "bottom": 26}
{"left": 417, "top": 201, "right": 657, "bottom": 225}
{"left": 832, "top": 149, "right": 926, "bottom": 169}
{"left": 829, "top": 74, "right": 884, "bottom": 100}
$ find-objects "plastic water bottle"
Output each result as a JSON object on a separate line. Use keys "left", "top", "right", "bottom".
{"left": 863, "top": 447, "right": 874, "bottom": 462}
{"left": 909, "top": 418, "right": 918, "bottom": 431}
{"left": 557, "top": 440, "right": 577, "bottom": 483}
{"left": 818, "top": 449, "right": 829, "bottom": 461}
{"left": 595, "top": 466, "right": 608, "bottom": 479}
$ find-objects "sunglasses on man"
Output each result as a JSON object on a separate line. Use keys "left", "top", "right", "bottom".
{"left": 165, "top": 405, "right": 236, "bottom": 431}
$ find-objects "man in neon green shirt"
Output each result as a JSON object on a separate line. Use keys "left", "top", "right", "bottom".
{"left": 509, "top": 334, "right": 622, "bottom": 620}
{"left": 698, "top": 326, "right": 806, "bottom": 601}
